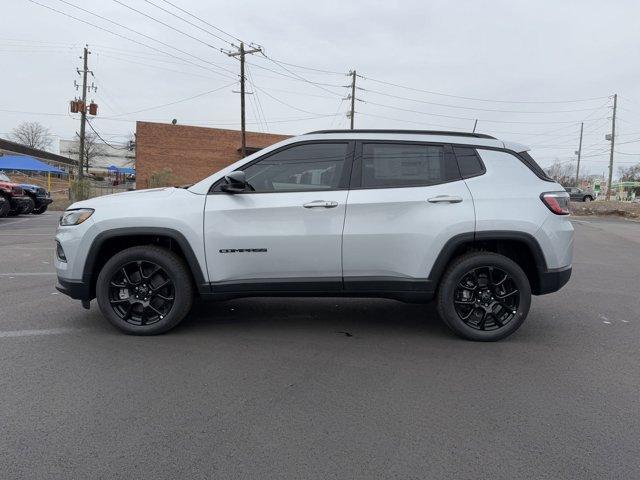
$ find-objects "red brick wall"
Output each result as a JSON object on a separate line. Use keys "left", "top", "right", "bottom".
{"left": 135, "top": 122, "right": 290, "bottom": 188}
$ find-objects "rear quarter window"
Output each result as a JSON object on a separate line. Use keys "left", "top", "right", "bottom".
{"left": 453, "top": 147, "right": 485, "bottom": 178}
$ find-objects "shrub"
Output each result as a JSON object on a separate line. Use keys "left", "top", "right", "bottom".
{"left": 70, "top": 179, "right": 92, "bottom": 201}
{"left": 149, "top": 168, "right": 173, "bottom": 188}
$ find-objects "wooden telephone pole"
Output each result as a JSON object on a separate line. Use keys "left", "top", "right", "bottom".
{"left": 226, "top": 42, "right": 262, "bottom": 157}
{"left": 574, "top": 122, "right": 583, "bottom": 185}
{"left": 606, "top": 94, "right": 617, "bottom": 200}
{"left": 77, "top": 45, "right": 90, "bottom": 181}
{"left": 348, "top": 70, "right": 357, "bottom": 130}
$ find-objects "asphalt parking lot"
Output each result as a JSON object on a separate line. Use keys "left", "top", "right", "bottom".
{"left": 1, "top": 212, "right": 639, "bottom": 479}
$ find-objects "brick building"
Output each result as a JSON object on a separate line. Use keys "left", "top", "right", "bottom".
{"left": 135, "top": 121, "right": 290, "bottom": 188}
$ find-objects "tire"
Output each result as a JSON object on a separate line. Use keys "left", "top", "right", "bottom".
{"left": 96, "top": 245, "right": 194, "bottom": 335}
{"left": 436, "top": 252, "right": 532, "bottom": 341}
{"left": 32, "top": 204, "right": 48, "bottom": 214}
{"left": 583, "top": 196, "right": 592, "bottom": 202}
{"left": 0, "top": 198, "right": 9, "bottom": 218}
{"left": 19, "top": 197, "right": 35, "bottom": 215}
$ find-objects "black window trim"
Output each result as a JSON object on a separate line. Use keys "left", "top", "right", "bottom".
{"left": 452, "top": 145, "right": 487, "bottom": 180}
{"left": 208, "top": 140, "right": 356, "bottom": 194}
{"left": 349, "top": 140, "right": 463, "bottom": 191}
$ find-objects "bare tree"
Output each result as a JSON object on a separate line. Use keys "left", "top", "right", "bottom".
{"left": 545, "top": 160, "right": 576, "bottom": 186}
{"left": 618, "top": 163, "right": 640, "bottom": 182}
{"left": 10, "top": 121, "right": 54, "bottom": 150}
{"left": 82, "top": 132, "right": 106, "bottom": 173}
{"left": 618, "top": 163, "right": 640, "bottom": 195}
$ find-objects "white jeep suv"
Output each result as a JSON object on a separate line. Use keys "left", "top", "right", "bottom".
{"left": 55, "top": 130, "right": 573, "bottom": 341}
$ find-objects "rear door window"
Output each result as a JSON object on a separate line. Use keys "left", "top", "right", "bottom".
{"left": 360, "top": 143, "right": 459, "bottom": 188}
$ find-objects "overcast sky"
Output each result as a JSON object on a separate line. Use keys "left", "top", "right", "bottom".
{"left": 2, "top": 0, "right": 640, "bottom": 174}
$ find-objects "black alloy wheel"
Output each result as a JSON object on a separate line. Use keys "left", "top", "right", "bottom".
{"left": 436, "top": 252, "right": 531, "bottom": 341}
{"left": 96, "top": 245, "right": 194, "bottom": 335}
{"left": 453, "top": 266, "right": 519, "bottom": 331}
{"left": 108, "top": 260, "right": 175, "bottom": 326}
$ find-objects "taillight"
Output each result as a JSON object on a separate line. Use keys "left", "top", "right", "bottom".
{"left": 540, "top": 192, "right": 570, "bottom": 215}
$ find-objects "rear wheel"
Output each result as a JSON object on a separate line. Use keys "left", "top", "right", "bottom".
{"left": 436, "top": 252, "right": 531, "bottom": 341}
{"left": 96, "top": 245, "right": 194, "bottom": 335}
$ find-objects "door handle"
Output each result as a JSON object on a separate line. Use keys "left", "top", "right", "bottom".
{"left": 427, "top": 195, "right": 463, "bottom": 204}
{"left": 303, "top": 200, "right": 339, "bottom": 208}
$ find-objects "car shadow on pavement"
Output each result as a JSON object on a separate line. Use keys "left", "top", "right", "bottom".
{"left": 175, "top": 297, "right": 453, "bottom": 339}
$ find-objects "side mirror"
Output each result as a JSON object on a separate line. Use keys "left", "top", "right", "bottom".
{"left": 220, "top": 171, "right": 248, "bottom": 193}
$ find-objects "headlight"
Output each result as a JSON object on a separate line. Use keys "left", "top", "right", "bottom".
{"left": 60, "top": 208, "right": 94, "bottom": 226}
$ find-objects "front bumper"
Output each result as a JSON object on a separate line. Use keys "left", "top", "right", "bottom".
{"left": 536, "top": 265, "right": 572, "bottom": 295}
{"left": 35, "top": 196, "right": 53, "bottom": 207}
{"left": 56, "top": 276, "right": 92, "bottom": 301}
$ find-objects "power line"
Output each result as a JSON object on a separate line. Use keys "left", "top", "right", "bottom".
{"left": 86, "top": 118, "right": 129, "bottom": 150}
{"left": 29, "top": 0, "right": 236, "bottom": 80}
{"left": 246, "top": 65, "right": 269, "bottom": 132}
{"left": 156, "top": 0, "right": 244, "bottom": 44}
{"left": 103, "top": 81, "right": 237, "bottom": 118}
{"left": 360, "top": 75, "right": 610, "bottom": 105}
{"left": 363, "top": 99, "right": 610, "bottom": 125}
{"left": 362, "top": 87, "right": 607, "bottom": 114}
{"left": 110, "top": 0, "right": 234, "bottom": 63}
{"left": 141, "top": 0, "right": 236, "bottom": 46}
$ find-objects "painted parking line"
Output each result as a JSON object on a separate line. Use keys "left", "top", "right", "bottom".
{"left": 0, "top": 272, "right": 56, "bottom": 276}
{"left": 0, "top": 327, "right": 85, "bottom": 338}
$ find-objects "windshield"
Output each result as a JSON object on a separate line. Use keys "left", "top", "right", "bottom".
{"left": 0, "top": 171, "right": 11, "bottom": 182}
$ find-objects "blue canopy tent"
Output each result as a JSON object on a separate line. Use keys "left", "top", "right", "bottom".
{"left": 108, "top": 164, "right": 135, "bottom": 175}
{"left": 0, "top": 155, "right": 64, "bottom": 174}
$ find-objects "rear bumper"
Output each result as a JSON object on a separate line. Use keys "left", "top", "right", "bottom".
{"left": 536, "top": 265, "right": 572, "bottom": 295}
{"left": 56, "top": 277, "right": 92, "bottom": 301}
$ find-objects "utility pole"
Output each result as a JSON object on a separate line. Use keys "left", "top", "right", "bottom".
{"left": 77, "top": 45, "right": 90, "bottom": 181}
{"left": 348, "top": 70, "right": 357, "bottom": 130}
{"left": 225, "top": 42, "right": 262, "bottom": 157}
{"left": 606, "top": 94, "right": 617, "bottom": 200}
{"left": 575, "top": 122, "right": 583, "bottom": 186}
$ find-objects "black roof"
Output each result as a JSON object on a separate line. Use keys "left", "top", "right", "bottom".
{"left": 305, "top": 129, "right": 496, "bottom": 139}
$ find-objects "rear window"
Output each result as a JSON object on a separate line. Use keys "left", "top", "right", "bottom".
{"left": 361, "top": 143, "right": 459, "bottom": 188}
{"left": 453, "top": 147, "right": 485, "bottom": 178}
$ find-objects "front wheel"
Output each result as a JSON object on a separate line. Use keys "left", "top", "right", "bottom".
{"left": 96, "top": 245, "right": 194, "bottom": 335}
{"left": 436, "top": 252, "right": 531, "bottom": 341}
{"left": 19, "top": 197, "right": 35, "bottom": 215}
{"left": 583, "top": 196, "right": 592, "bottom": 202}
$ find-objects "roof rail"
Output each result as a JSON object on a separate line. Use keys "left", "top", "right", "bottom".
{"left": 305, "top": 129, "right": 496, "bottom": 139}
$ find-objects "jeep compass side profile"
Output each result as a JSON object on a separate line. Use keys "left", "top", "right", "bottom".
{"left": 55, "top": 130, "right": 573, "bottom": 341}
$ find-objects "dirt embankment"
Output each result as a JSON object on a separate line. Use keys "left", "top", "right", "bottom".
{"left": 570, "top": 201, "right": 640, "bottom": 219}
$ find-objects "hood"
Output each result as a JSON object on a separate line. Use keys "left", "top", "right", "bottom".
{"left": 69, "top": 187, "right": 179, "bottom": 209}
{"left": 0, "top": 181, "right": 24, "bottom": 194}
{"left": 20, "top": 183, "right": 41, "bottom": 192}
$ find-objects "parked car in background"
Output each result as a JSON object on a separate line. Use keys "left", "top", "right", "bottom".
{"left": 564, "top": 186, "right": 595, "bottom": 202}
{"left": 0, "top": 172, "right": 33, "bottom": 216}
{"left": 0, "top": 171, "right": 52, "bottom": 214}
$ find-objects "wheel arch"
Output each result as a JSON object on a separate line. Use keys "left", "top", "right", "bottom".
{"left": 83, "top": 227, "right": 208, "bottom": 299}
{"left": 428, "top": 231, "right": 549, "bottom": 295}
